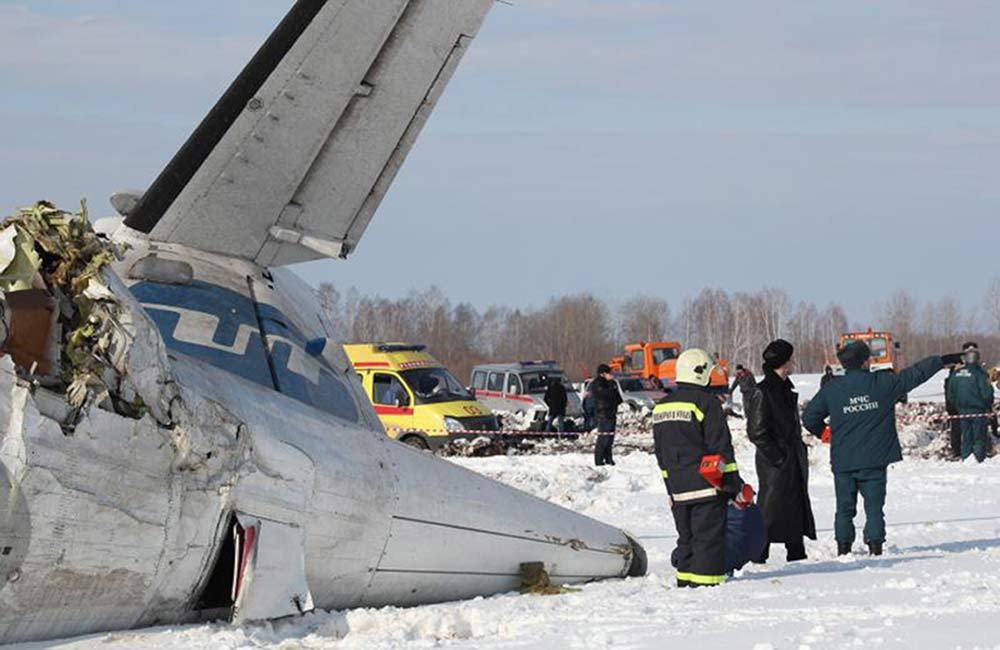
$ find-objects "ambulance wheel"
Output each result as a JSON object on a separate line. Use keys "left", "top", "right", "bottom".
{"left": 401, "top": 434, "right": 430, "bottom": 450}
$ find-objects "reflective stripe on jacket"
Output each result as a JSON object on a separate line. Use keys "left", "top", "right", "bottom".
{"left": 653, "top": 384, "right": 742, "bottom": 504}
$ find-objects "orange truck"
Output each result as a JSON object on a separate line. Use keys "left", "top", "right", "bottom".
{"left": 608, "top": 341, "right": 730, "bottom": 392}
{"left": 834, "top": 329, "right": 903, "bottom": 374}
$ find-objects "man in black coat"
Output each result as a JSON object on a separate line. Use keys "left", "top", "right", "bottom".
{"left": 591, "top": 364, "right": 622, "bottom": 466}
{"left": 742, "top": 339, "right": 816, "bottom": 563}
{"left": 543, "top": 377, "right": 568, "bottom": 433}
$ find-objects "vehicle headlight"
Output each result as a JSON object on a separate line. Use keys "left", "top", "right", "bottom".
{"left": 443, "top": 417, "right": 465, "bottom": 433}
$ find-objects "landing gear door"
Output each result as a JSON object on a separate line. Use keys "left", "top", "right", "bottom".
{"left": 232, "top": 514, "right": 314, "bottom": 624}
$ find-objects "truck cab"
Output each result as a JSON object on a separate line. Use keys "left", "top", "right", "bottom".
{"left": 608, "top": 341, "right": 731, "bottom": 393}
{"left": 836, "top": 329, "right": 903, "bottom": 374}
{"left": 344, "top": 343, "right": 497, "bottom": 449}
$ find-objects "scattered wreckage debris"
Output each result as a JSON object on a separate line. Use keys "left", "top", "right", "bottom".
{"left": 0, "top": 201, "right": 153, "bottom": 429}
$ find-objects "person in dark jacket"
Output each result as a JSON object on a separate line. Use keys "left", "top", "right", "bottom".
{"left": 543, "top": 377, "right": 568, "bottom": 433}
{"left": 820, "top": 365, "right": 836, "bottom": 388}
{"left": 944, "top": 365, "right": 963, "bottom": 459}
{"left": 802, "top": 341, "right": 956, "bottom": 556}
{"left": 945, "top": 342, "right": 995, "bottom": 462}
{"left": 742, "top": 339, "right": 816, "bottom": 563}
{"left": 591, "top": 364, "right": 622, "bottom": 466}
{"left": 654, "top": 348, "right": 750, "bottom": 586}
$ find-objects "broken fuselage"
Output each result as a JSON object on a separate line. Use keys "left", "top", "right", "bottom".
{"left": 0, "top": 235, "right": 645, "bottom": 644}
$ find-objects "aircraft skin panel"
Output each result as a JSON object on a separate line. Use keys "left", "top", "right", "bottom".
{"left": 134, "top": 0, "right": 492, "bottom": 266}
{"left": 257, "top": 0, "right": 492, "bottom": 266}
{"left": 146, "top": 0, "right": 409, "bottom": 261}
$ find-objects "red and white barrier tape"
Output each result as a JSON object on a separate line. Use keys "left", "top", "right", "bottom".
{"left": 387, "top": 405, "right": 1000, "bottom": 440}
{"left": 386, "top": 427, "right": 654, "bottom": 438}
{"left": 929, "top": 411, "right": 998, "bottom": 422}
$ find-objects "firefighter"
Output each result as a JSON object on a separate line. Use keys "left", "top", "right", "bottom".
{"left": 802, "top": 341, "right": 958, "bottom": 556}
{"left": 653, "top": 348, "right": 750, "bottom": 587}
{"left": 946, "top": 342, "right": 995, "bottom": 462}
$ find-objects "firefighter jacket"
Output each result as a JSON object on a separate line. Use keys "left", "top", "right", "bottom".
{"left": 802, "top": 356, "right": 943, "bottom": 473}
{"left": 653, "top": 383, "right": 743, "bottom": 504}
{"left": 945, "top": 363, "right": 995, "bottom": 414}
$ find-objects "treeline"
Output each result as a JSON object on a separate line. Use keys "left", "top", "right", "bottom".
{"left": 317, "top": 283, "right": 1000, "bottom": 382}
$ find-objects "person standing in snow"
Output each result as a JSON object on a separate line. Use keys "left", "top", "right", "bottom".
{"left": 543, "top": 377, "right": 568, "bottom": 433}
{"left": 729, "top": 364, "right": 753, "bottom": 395}
{"left": 742, "top": 339, "right": 816, "bottom": 563}
{"left": 945, "top": 342, "right": 995, "bottom": 462}
{"left": 802, "top": 341, "right": 960, "bottom": 556}
{"left": 591, "top": 364, "right": 622, "bottom": 466}
{"left": 820, "top": 365, "right": 836, "bottom": 388}
{"left": 653, "top": 349, "right": 750, "bottom": 587}
{"left": 944, "top": 363, "right": 964, "bottom": 459}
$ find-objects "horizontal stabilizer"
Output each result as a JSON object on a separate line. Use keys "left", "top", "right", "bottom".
{"left": 125, "top": 0, "right": 492, "bottom": 266}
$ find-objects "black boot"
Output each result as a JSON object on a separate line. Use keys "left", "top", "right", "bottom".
{"left": 868, "top": 542, "right": 883, "bottom": 556}
{"left": 786, "top": 542, "right": 807, "bottom": 562}
{"left": 837, "top": 542, "right": 852, "bottom": 556}
{"left": 752, "top": 544, "right": 769, "bottom": 564}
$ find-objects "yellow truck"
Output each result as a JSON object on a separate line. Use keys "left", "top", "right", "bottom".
{"left": 343, "top": 343, "right": 497, "bottom": 449}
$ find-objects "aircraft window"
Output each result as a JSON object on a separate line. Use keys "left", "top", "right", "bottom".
{"left": 487, "top": 372, "right": 504, "bottom": 391}
{"left": 472, "top": 371, "right": 487, "bottom": 390}
{"left": 374, "top": 374, "right": 410, "bottom": 407}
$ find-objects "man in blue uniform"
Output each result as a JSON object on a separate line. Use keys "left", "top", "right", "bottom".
{"left": 946, "top": 342, "right": 995, "bottom": 462}
{"left": 802, "top": 341, "right": 960, "bottom": 556}
{"left": 653, "top": 349, "right": 751, "bottom": 587}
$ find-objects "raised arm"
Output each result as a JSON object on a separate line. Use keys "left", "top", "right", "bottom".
{"left": 891, "top": 356, "right": 944, "bottom": 401}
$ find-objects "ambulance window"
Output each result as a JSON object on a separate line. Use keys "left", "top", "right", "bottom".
{"left": 506, "top": 374, "right": 523, "bottom": 395}
{"left": 487, "top": 372, "right": 504, "bottom": 391}
{"left": 373, "top": 374, "right": 410, "bottom": 407}
{"left": 472, "top": 371, "right": 487, "bottom": 390}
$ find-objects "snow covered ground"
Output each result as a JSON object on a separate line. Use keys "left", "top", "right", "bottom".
{"left": 17, "top": 419, "right": 1000, "bottom": 650}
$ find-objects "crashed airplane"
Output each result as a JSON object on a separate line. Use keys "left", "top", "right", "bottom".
{"left": 0, "top": 0, "right": 646, "bottom": 644}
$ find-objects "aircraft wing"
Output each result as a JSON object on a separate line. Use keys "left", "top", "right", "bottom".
{"left": 125, "top": 0, "right": 493, "bottom": 266}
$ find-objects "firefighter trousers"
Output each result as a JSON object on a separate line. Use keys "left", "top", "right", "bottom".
{"left": 672, "top": 496, "right": 727, "bottom": 587}
{"left": 960, "top": 417, "right": 990, "bottom": 463}
{"left": 834, "top": 467, "right": 887, "bottom": 545}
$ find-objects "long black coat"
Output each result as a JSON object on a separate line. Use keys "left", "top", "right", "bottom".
{"left": 744, "top": 371, "right": 816, "bottom": 543}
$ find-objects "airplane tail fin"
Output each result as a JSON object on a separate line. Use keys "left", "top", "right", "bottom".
{"left": 125, "top": 0, "right": 492, "bottom": 266}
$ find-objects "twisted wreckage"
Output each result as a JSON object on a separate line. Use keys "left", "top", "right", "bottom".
{"left": 0, "top": 1, "right": 645, "bottom": 644}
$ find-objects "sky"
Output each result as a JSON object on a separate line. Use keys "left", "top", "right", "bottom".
{"left": 1, "top": 1, "right": 998, "bottom": 322}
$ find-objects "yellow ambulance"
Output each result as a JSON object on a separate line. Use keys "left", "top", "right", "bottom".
{"left": 344, "top": 343, "right": 498, "bottom": 449}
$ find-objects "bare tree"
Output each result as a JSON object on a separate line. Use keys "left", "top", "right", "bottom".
{"left": 985, "top": 278, "right": 1000, "bottom": 335}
